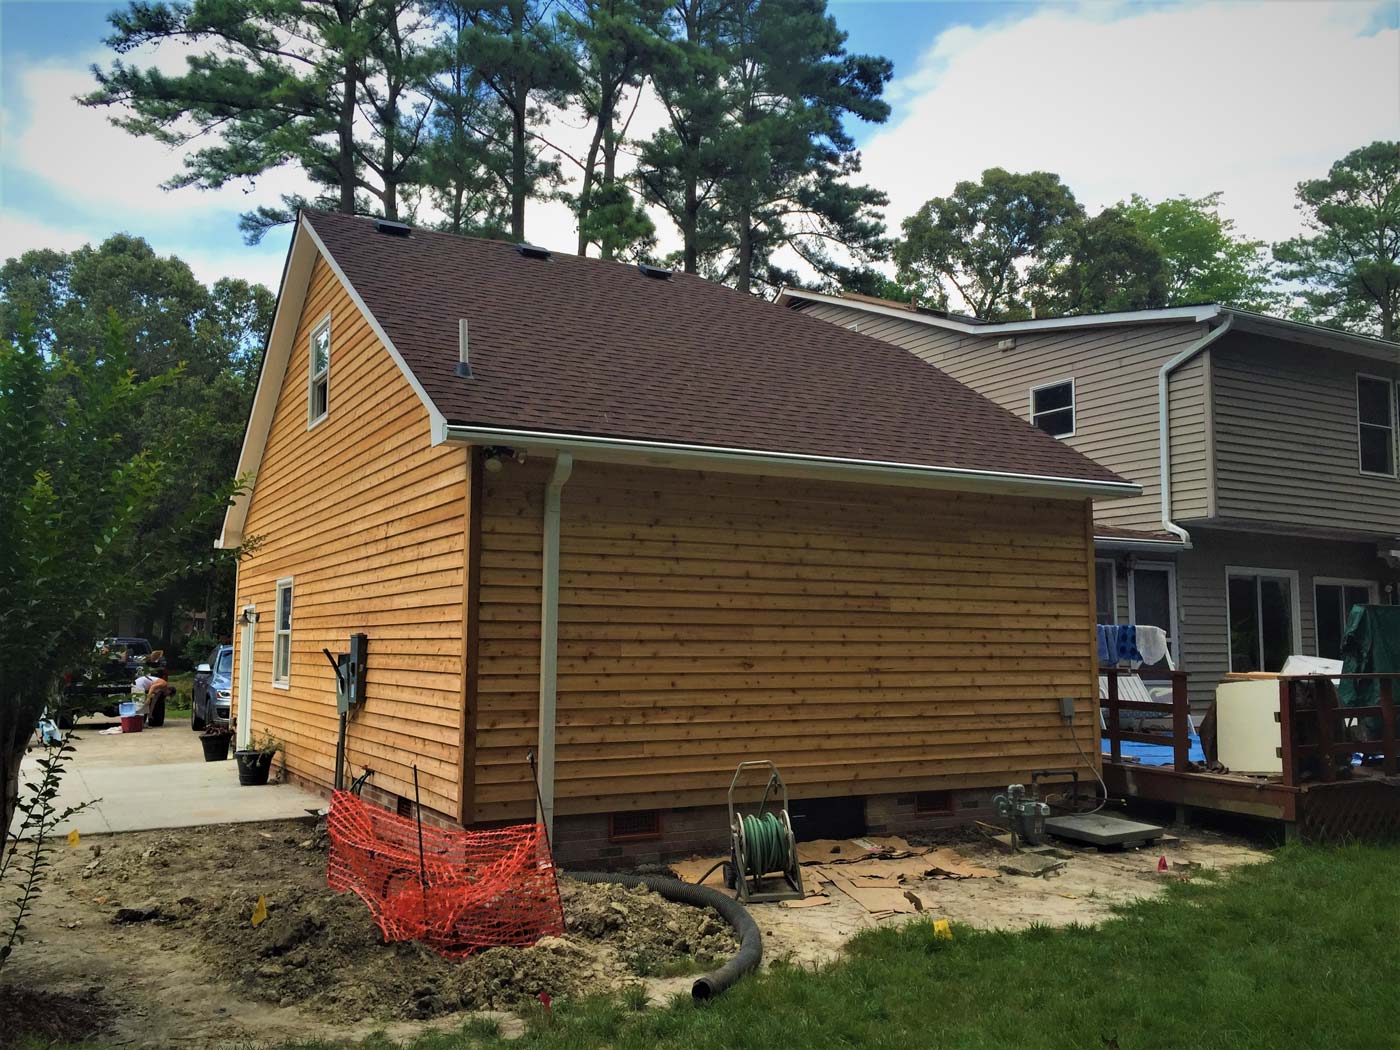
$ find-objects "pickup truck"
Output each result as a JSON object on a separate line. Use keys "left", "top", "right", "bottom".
{"left": 62, "top": 637, "right": 168, "bottom": 726}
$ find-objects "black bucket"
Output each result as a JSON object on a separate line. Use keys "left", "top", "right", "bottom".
{"left": 235, "top": 750, "right": 274, "bottom": 786}
{"left": 200, "top": 733, "right": 231, "bottom": 762}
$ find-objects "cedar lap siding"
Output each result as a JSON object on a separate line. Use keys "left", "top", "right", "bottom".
{"left": 221, "top": 211, "right": 1134, "bottom": 840}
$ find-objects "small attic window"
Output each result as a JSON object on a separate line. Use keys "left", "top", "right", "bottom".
{"left": 308, "top": 317, "right": 330, "bottom": 428}
{"left": 1030, "top": 379, "right": 1075, "bottom": 438}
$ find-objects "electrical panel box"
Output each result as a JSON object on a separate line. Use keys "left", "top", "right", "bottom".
{"left": 347, "top": 633, "right": 368, "bottom": 707}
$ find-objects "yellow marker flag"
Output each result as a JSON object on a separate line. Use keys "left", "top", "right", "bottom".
{"left": 67, "top": 829, "right": 81, "bottom": 848}
{"left": 251, "top": 895, "right": 268, "bottom": 928}
{"left": 932, "top": 919, "right": 953, "bottom": 941}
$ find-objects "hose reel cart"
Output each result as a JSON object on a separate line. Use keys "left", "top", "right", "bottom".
{"left": 726, "top": 761, "right": 804, "bottom": 904}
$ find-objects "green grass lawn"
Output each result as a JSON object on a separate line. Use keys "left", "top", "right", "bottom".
{"left": 32, "top": 844, "right": 1400, "bottom": 1050}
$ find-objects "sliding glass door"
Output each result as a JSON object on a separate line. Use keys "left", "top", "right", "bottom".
{"left": 1227, "top": 568, "right": 1300, "bottom": 673}
{"left": 1314, "top": 580, "right": 1376, "bottom": 660}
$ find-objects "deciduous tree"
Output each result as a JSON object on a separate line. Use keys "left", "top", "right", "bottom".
{"left": 893, "top": 168, "right": 1082, "bottom": 321}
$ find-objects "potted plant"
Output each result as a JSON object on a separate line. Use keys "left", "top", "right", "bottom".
{"left": 200, "top": 725, "right": 233, "bottom": 762}
{"left": 234, "top": 730, "right": 282, "bottom": 786}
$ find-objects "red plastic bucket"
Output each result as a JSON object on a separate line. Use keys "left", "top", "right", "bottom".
{"left": 120, "top": 714, "right": 144, "bottom": 733}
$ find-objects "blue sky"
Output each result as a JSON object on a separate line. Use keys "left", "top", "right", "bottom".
{"left": 2, "top": 0, "right": 1398, "bottom": 295}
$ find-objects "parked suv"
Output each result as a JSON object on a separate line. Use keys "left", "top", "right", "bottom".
{"left": 192, "top": 645, "right": 234, "bottom": 730}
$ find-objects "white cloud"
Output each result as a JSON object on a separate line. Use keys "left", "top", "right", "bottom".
{"left": 861, "top": 0, "right": 1400, "bottom": 251}
{"left": 6, "top": 51, "right": 314, "bottom": 220}
{"left": 0, "top": 211, "right": 291, "bottom": 289}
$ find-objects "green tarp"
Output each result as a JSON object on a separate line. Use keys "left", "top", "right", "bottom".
{"left": 1339, "top": 605, "right": 1400, "bottom": 711}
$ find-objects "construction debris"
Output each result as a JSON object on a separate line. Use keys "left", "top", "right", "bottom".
{"left": 998, "top": 855, "right": 1067, "bottom": 878}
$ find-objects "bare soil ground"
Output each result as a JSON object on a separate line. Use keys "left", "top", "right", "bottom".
{"left": 2, "top": 819, "right": 735, "bottom": 1048}
{"left": 1, "top": 819, "right": 1266, "bottom": 1049}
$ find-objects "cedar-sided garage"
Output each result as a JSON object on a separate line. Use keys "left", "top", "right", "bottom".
{"left": 218, "top": 210, "right": 1137, "bottom": 861}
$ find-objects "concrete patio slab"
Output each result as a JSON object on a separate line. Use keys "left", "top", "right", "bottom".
{"left": 20, "top": 717, "right": 324, "bottom": 836}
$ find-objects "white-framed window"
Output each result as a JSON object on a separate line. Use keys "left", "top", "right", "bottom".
{"left": 272, "top": 578, "right": 293, "bottom": 687}
{"left": 1226, "top": 567, "right": 1301, "bottom": 674}
{"left": 1094, "top": 558, "right": 1117, "bottom": 626}
{"left": 1314, "top": 577, "right": 1377, "bottom": 661}
{"left": 308, "top": 316, "right": 331, "bottom": 428}
{"left": 1030, "top": 379, "right": 1075, "bottom": 438}
{"left": 1357, "top": 373, "right": 1395, "bottom": 477}
{"left": 1129, "top": 561, "right": 1178, "bottom": 664}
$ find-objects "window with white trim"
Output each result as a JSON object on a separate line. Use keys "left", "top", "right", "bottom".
{"left": 1030, "top": 380, "right": 1075, "bottom": 437}
{"left": 308, "top": 319, "right": 330, "bottom": 426}
{"left": 273, "top": 579, "right": 293, "bottom": 686}
{"left": 1357, "top": 374, "right": 1395, "bottom": 477}
{"left": 1227, "top": 569, "right": 1297, "bottom": 674}
{"left": 1315, "top": 579, "right": 1375, "bottom": 661}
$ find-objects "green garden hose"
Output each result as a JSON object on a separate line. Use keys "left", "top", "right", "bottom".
{"left": 740, "top": 811, "right": 790, "bottom": 878}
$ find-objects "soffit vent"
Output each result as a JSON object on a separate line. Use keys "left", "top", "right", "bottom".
{"left": 375, "top": 219, "right": 412, "bottom": 237}
{"left": 637, "top": 262, "right": 672, "bottom": 280}
{"left": 516, "top": 242, "right": 551, "bottom": 260}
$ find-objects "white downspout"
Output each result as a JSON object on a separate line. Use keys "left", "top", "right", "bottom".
{"left": 1157, "top": 315, "right": 1234, "bottom": 545}
{"left": 537, "top": 452, "right": 573, "bottom": 839}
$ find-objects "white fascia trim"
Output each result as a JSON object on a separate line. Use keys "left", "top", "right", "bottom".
{"left": 299, "top": 217, "right": 449, "bottom": 444}
{"left": 217, "top": 223, "right": 317, "bottom": 550}
{"left": 778, "top": 287, "right": 1221, "bottom": 336}
{"left": 443, "top": 425, "right": 1142, "bottom": 499}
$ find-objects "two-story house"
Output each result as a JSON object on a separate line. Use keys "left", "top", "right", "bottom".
{"left": 781, "top": 291, "right": 1400, "bottom": 707}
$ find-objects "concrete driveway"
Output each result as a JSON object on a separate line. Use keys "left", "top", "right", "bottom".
{"left": 21, "top": 716, "right": 323, "bottom": 836}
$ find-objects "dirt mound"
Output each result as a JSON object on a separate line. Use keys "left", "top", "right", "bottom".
{"left": 64, "top": 821, "right": 737, "bottom": 1022}
{"left": 560, "top": 879, "right": 736, "bottom": 975}
{"left": 0, "top": 985, "right": 115, "bottom": 1049}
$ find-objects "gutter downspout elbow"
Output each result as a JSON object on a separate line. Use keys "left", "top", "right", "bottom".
{"left": 537, "top": 452, "right": 573, "bottom": 841}
{"left": 1157, "top": 315, "right": 1233, "bottom": 546}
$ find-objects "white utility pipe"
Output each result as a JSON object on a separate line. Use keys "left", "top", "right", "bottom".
{"left": 1156, "top": 315, "right": 1234, "bottom": 545}
{"left": 536, "top": 452, "right": 574, "bottom": 838}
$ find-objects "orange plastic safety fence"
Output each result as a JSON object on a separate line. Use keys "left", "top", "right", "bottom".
{"left": 327, "top": 790, "right": 564, "bottom": 957}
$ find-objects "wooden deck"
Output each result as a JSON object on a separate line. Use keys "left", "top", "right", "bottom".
{"left": 1101, "top": 670, "right": 1400, "bottom": 841}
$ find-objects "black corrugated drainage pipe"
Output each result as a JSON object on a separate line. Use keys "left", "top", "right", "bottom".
{"left": 567, "top": 871, "right": 761, "bottom": 1000}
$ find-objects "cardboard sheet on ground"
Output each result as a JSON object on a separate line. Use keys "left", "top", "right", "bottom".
{"left": 924, "top": 848, "right": 999, "bottom": 880}
{"left": 668, "top": 856, "right": 736, "bottom": 897}
{"left": 795, "top": 836, "right": 926, "bottom": 865}
{"left": 822, "top": 869, "right": 916, "bottom": 917}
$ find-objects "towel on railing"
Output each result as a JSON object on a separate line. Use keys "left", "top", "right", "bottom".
{"left": 1097, "top": 624, "right": 1143, "bottom": 665}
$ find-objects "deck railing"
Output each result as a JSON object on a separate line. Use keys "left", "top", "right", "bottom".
{"left": 1101, "top": 668, "right": 1192, "bottom": 772}
{"left": 1278, "top": 674, "right": 1400, "bottom": 787}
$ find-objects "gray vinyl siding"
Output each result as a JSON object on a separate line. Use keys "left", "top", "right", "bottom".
{"left": 1212, "top": 333, "right": 1400, "bottom": 536}
{"left": 1176, "top": 528, "right": 1398, "bottom": 708}
{"left": 797, "top": 303, "right": 1206, "bottom": 530}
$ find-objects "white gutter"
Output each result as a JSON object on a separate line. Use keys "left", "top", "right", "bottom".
{"left": 1157, "top": 316, "right": 1234, "bottom": 545}
{"left": 536, "top": 451, "right": 573, "bottom": 839}
{"left": 442, "top": 426, "right": 1140, "bottom": 500}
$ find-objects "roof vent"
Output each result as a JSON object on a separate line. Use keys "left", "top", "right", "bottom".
{"left": 456, "top": 318, "right": 474, "bottom": 379}
{"left": 516, "top": 242, "right": 551, "bottom": 260}
{"left": 375, "top": 219, "right": 412, "bottom": 237}
{"left": 637, "top": 262, "right": 672, "bottom": 280}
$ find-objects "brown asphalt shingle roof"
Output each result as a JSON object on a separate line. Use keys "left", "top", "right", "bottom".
{"left": 306, "top": 210, "right": 1127, "bottom": 486}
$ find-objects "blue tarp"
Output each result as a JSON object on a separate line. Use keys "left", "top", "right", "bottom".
{"left": 1102, "top": 726, "right": 1206, "bottom": 767}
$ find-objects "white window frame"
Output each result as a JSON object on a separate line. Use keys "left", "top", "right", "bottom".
{"left": 1094, "top": 558, "right": 1118, "bottom": 625}
{"left": 308, "top": 314, "right": 331, "bottom": 430}
{"left": 1356, "top": 373, "right": 1396, "bottom": 479}
{"left": 1225, "top": 565, "right": 1302, "bottom": 673}
{"left": 272, "top": 577, "right": 293, "bottom": 689}
{"left": 1312, "top": 577, "right": 1378, "bottom": 656}
{"left": 1029, "top": 378, "right": 1076, "bottom": 438}
{"left": 1128, "top": 560, "right": 1179, "bottom": 663}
